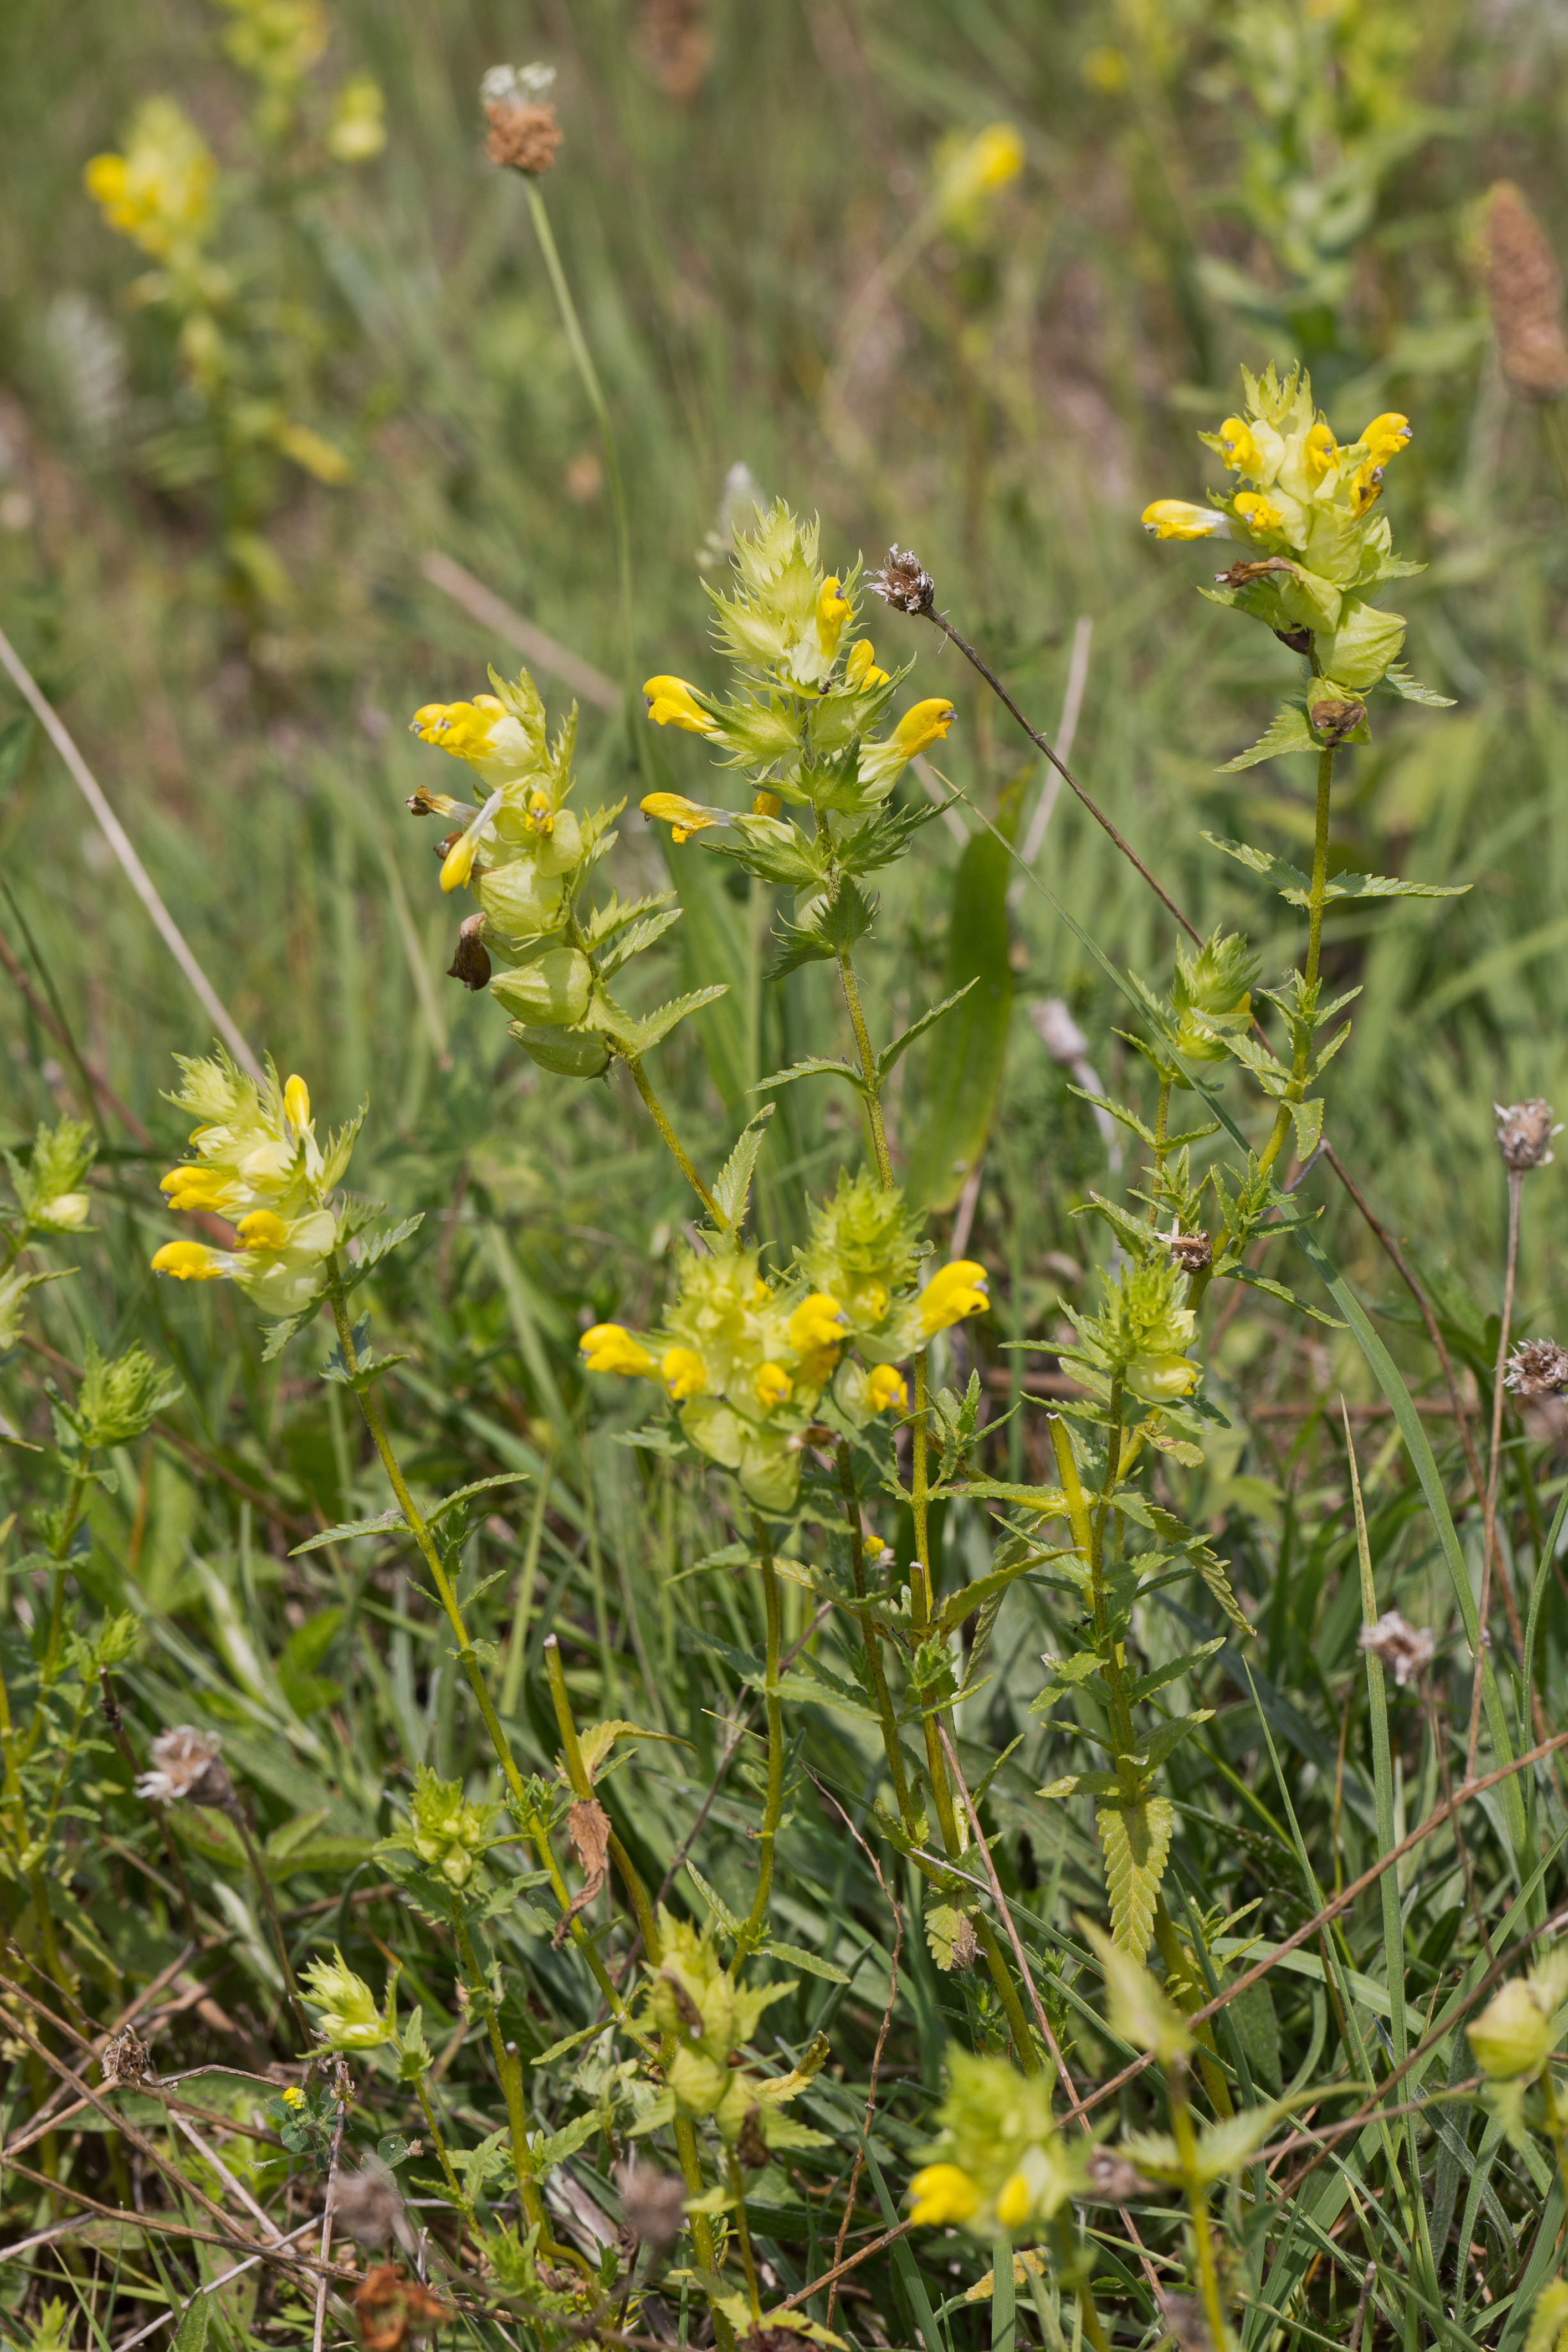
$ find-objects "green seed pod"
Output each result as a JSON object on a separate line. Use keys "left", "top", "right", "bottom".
{"left": 510, "top": 1023, "right": 612, "bottom": 1080}
{"left": 491, "top": 946, "right": 592, "bottom": 1027}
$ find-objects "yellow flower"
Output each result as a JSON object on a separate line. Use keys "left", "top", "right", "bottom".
{"left": 1126, "top": 1350, "right": 1198, "bottom": 1402}
{"left": 995, "top": 2170, "right": 1031, "bottom": 2230}
{"left": 1140, "top": 499, "right": 1226, "bottom": 541}
{"left": 1217, "top": 416, "right": 1263, "bottom": 475}
{"left": 662, "top": 1346, "right": 708, "bottom": 1400}
{"left": 643, "top": 675, "right": 720, "bottom": 736}
{"left": 1347, "top": 458, "right": 1385, "bottom": 517}
{"left": 580, "top": 1324, "right": 655, "bottom": 1378}
{"left": 845, "top": 639, "right": 890, "bottom": 690}
{"left": 161, "top": 1165, "right": 232, "bottom": 1213}
{"left": 1303, "top": 419, "right": 1338, "bottom": 479}
{"left": 752, "top": 790, "right": 781, "bottom": 818}
{"left": 640, "top": 791, "right": 727, "bottom": 845}
{"left": 525, "top": 788, "right": 555, "bottom": 836}
{"left": 789, "top": 1292, "right": 848, "bottom": 1383}
{"left": 236, "top": 1210, "right": 290, "bottom": 1252}
{"left": 755, "top": 1362, "right": 793, "bottom": 1410}
{"left": 971, "top": 124, "right": 1024, "bottom": 191}
{"left": 283, "top": 2086, "right": 306, "bottom": 2109}
{"left": 816, "top": 576, "right": 852, "bottom": 661}
{"left": 1359, "top": 412, "right": 1412, "bottom": 465}
{"left": 439, "top": 789, "right": 505, "bottom": 893}
{"left": 891, "top": 699, "right": 956, "bottom": 759}
{"left": 919, "top": 1260, "right": 989, "bottom": 1336}
{"left": 909, "top": 2163, "right": 981, "bottom": 2228}
{"left": 326, "top": 74, "right": 387, "bottom": 164}
{"left": 283, "top": 1074, "right": 311, "bottom": 1132}
{"left": 411, "top": 695, "right": 505, "bottom": 758}
{"left": 1232, "top": 492, "right": 1285, "bottom": 534}
{"left": 866, "top": 1364, "right": 908, "bottom": 1414}
{"left": 151, "top": 1240, "right": 226, "bottom": 1282}
{"left": 1469, "top": 1979, "right": 1558, "bottom": 2081}
{"left": 84, "top": 98, "right": 217, "bottom": 262}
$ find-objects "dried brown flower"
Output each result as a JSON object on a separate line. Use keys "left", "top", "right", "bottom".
{"left": 135, "top": 1725, "right": 237, "bottom": 1814}
{"left": 353, "top": 2266, "right": 451, "bottom": 2352}
{"left": 334, "top": 2158, "right": 408, "bottom": 2249}
{"left": 1506, "top": 1337, "right": 1568, "bottom": 1397}
{"left": 1479, "top": 182, "right": 1568, "bottom": 401}
{"left": 1310, "top": 695, "right": 1367, "bottom": 748}
{"left": 1358, "top": 1610, "right": 1436, "bottom": 1688}
{"left": 485, "top": 100, "right": 562, "bottom": 176}
{"left": 1083, "top": 2147, "right": 1155, "bottom": 2201}
{"left": 634, "top": 0, "right": 713, "bottom": 101}
{"left": 100, "top": 2025, "right": 153, "bottom": 2088}
{"left": 447, "top": 914, "right": 491, "bottom": 992}
{"left": 551, "top": 1796, "right": 611, "bottom": 1947}
{"left": 1495, "top": 1097, "right": 1560, "bottom": 1171}
{"left": 614, "top": 2160, "right": 687, "bottom": 2255}
{"left": 406, "top": 785, "right": 459, "bottom": 819}
{"left": 870, "top": 546, "right": 935, "bottom": 616}
{"left": 1164, "top": 1227, "right": 1212, "bottom": 1274}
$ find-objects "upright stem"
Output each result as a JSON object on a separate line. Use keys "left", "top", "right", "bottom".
{"left": 728, "top": 2151, "right": 765, "bottom": 2326}
{"left": 737, "top": 1524, "right": 783, "bottom": 1959}
{"left": 544, "top": 1633, "right": 662, "bottom": 1963}
{"left": 230, "top": 1807, "right": 312, "bottom": 2046}
{"left": 836, "top": 1442, "right": 914, "bottom": 1828}
{"left": 837, "top": 947, "right": 893, "bottom": 1186}
{"left": 1050, "top": 2214, "right": 1113, "bottom": 2352}
{"left": 625, "top": 1056, "right": 725, "bottom": 1226}
{"left": 1170, "top": 2061, "right": 1228, "bottom": 2351}
{"left": 1468, "top": 1166, "right": 1523, "bottom": 1781}
{"left": 451, "top": 1909, "right": 548, "bottom": 2238}
{"left": 411, "top": 2071, "right": 465, "bottom": 2211}
{"left": 1259, "top": 744, "right": 1334, "bottom": 1181}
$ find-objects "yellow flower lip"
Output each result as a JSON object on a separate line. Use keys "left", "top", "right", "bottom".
{"left": 845, "top": 638, "right": 889, "bottom": 690}
{"left": 816, "top": 575, "right": 852, "bottom": 658}
{"left": 908, "top": 2162, "right": 981, "bottom": 2228}
{"left": 755, "top": 1361, "right": 793, "bottom": 1410}
{"left": 662, "top": 1345, "right": 708, "bottom": 1400}
{"left": 640, "top": 791, "right": 728, "bottom": 845}
{"left": 891, "top": 698, "right": 956, "bottom": 759}
{"left": 409, "top": 697, "right": 505, "bottom": 760}
{"left": 439, "top": 788, "right": 504, "bottom": 893}
{"left": 642, "top": 675, "right": 720, "bottom": 736}
{"left": 152, "top": 1239, "right": 226, "bottom": 1282}
{"left": 283, "top": 1073, "right": 311, "bottom": 1133}
{"left": 866, "top": 1364, "right": 908, "bottom": 1414}
{"left": 995, "top": 2169, "right": 1031, "bottom": 2229}
{"left": 919, "top": 1259, "right": 989, "bottom": 1335}
{"left": 235, "top": 1209, "right": 290, "bottom": 1253}
{"left": 1233, "top": 491, "right": 1285, "bottom": 534}
{"left": 1359, "top": 411, "right": 1412, "bottom": 464}
{"left": 580, "top": 1323, "right": 656, "bottom": 1378}
{"left": 1142, "top": 498, "right": 1227, "bottom": 541}
{"left": 1217, "top": 415, "right": 1263, "bottom": 474}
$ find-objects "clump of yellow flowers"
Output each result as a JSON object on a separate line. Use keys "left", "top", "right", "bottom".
{"left": 85, "top": 98, "right": 218, "bottom": 268}
{"left": 909, "top": 2051, "right": 1087, "bottom": 2237}
{"left": 582, "top": 1171, "right": 987, "bottom": 1511}
{"left": 150, "top": 1053, "right": 358, "bottom": 1318}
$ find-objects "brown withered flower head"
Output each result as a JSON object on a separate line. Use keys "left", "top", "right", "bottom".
{"left": 135, "top": 1725, "right": 238, "bottom": 1816}
{"left": 870, "top": 545, "right": 936, "bottom": 616}
{"left": 447, "top": 913, "right": 491, "bottom": 992}
{"left": 1310, "top": 695, "right": 1367, "bottom": 749}
{"left": 1163, "top": 1226, "right": 1212, "bottom": 1275}
{"left": 1478, "top": 182, "right": 1568, "bottom": 402}
{"left": 1083, "top": 2147, "right": 1155, "bottom": 2201}
{"left": 334, "top": 2158, "right": 409, "bottom": 2251}
{"left": 1496, "top": 1098, "right": 1560, "bottom": 1172}
{"left": 1506, "top": 1338, "right": 1568, "bottom": 1398}
{"left": 614, "top": 2160, "right": 686, "bottom": 2256}
{"left": 481, "top": 63, "right": 562, "bottom": 177}
{"left": 1358, "top": 1610, "right": 1436, "bottom": 1689}
{"left": 100, "top": 2025, "right": 153, "bottom": 2089}
{"left": 353, "top": 2266, "right": 451, "bottom": 2352}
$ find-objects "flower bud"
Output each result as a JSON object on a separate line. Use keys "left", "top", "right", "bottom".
{"left": 1469, "top": 1978, "right": 1557, "bottom": 2081}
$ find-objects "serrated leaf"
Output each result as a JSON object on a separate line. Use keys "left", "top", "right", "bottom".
{"left": 289, "top": 1510, "right": 404, "bottom": 1556}
{"left": 595, "top": 905, "right": 683, "bottom": 979}
{"left": 575, "top": 1718, "right": 692, "bottom": 1784}
{"left": 1290, "top": 1095, "right": 1325, "bottom": 1159}
{"left": 711, "top": 1105, "right": 774, "bottom": 1230}
{"left": 345, "top": 1214, "right": 424, "bottom": 1285}
{"left": 685, "top": 1858, "right": 743, "bottom": 1937}
{"left": 534, "top": 2110, "right": 602, "bottom": 2170}
{"left": 601, "top": 983, "right": 731, "bottom": 1057}
{"left": 1096, "top": 1795, "right": 1174, "bottom": 1959}
{"left": 760, "top": 1938, "right": 849, "bottom": 1984}
{"left": 924, "top": 1895, "right": 977, "bottom": 1972}
{"left": 1222, "top": 1266, "right": 1345, "bottom": 1329}
{"left": 751, "top": 1055, "right": 869, "bottom": 1099}
{"left": 1068, "top": 1088, "right": 1159, "bottom": 1147}
{"left": 1217, "top": 705, "right": 1313, "bottom": 772}
{"left": 1127, "top": 1639, "right": 1226, "bottom": 1704}
{"left": 1382, "top": 662, "right": 1456, "bottom": 707}
{"left": 1319, "top": 870, "right": 1468, "bottom": 903}
{"left": 1201, "top": 832, "right": 1313, "bottom": 898}
{"left": 1132, "top": 1710, "right": 1212, "bottom": 1772}
{"left": 877, "top": 980, "right": 979, "bottom": 1080}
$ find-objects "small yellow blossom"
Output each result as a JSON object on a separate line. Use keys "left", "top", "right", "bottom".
{"left": 816, "top": 576, "right": 852, "bottom": 662}
{"left": 411, "top": 695, "right": 505, "bottom": 758}
{"left": 909, "top": 2163, "right": 981, "bottom": 2228}
{"left": 326, "top": 74, "right": 387, "bottom": 164}
{"left": 640, "top": 791, "right": 726, "bottom": 845}
{"left": 866, "top": 1364, "right": 908, "bottom": 1413}
{"left": 283, "top": 2086, "right": 306, "bottom": 2108}
{"left": 236, "top": 1210, "right": 289, "bottom": 1252}
{"left": 1217, "top": 416, "right": 1263, "bottom": 475}
{"left": 580, "top": 1324, "right": 656, "bottom": 1378}
{"left": 439, "top": 788, "right": 504, "bottom": 892}
{"left": 1232, "top": 491, "right": 1285, "bottom": 533}
{"left": 995, "top": 2171, "right": 1031, "bottom": 2230}
{"left": 85, "top": 98, "right": 217, "bottom": 262}
{"left": 1359, "top": 412, "right": 1412, "bottom": 465}
{"left": 845, "top": 639, "right": 890, "bottom": 690}
{"left": 755, "top": 1362, "right": 793, "bottom": 1410}
{"left": 1126, "top": 1350, "right": 1199, "bottom": 1403}
{"left": 161, "top": 1165, "right": 230, "bottom": 1213}
{"left": 283, "top": 1074, "right": 311, "bottom": 1132}
{"left": 1140, "top": 499, "right": 1226, "bottom": 541}
{"left": 643, "top": 675, "right": 720, "bottom": 736}
{"left": 662, "top": 1346, "right": 708, "bottom": 1400}
{"left": 525, "top": 788, "right": 555, "bottom": 835}
{"left": 890, "top": 699, "right": 956, "bottom": 759}
{"left": 151, "top": 1239, "right": 226, "bottom": 1282}
{"left": 1303, "top": 419, "right": 1338, "bottom": 478}
{"left": 752, "top": 791, "right": 781, "bottom": 818}
{"left": 789, "top": 1292, "right": 848, "bottom": 1382}
{"left": 919, "top": 1260, "right": 989, "bottom": 1336}
{"left": 971, "top": 124, "right": 1024, "bottom": 189}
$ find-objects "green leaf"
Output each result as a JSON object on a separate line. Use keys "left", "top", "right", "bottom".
{"left": 760, "top": 1938, "right": 850, "bottom": 1983}
{"left": 768, "top": 875, "right": 877, "bottom": 979}
{"left": 172, "top": 2288, "right": 211, "bottom": 2352}
{"left": 1217, "top": 705, "right": 1313, "bottom": 771}
{"left": 685, "top": 1858, "right": 743, "bottom": 1938}
{"left": 1202, "top": 831, "right": 1313, "bottom": 896}
{"left": 752, "top": 1054, "right": 869, "bottom": 1099}
{"left": 1096, "top": 1795, "right": 1174, "bottom": 1959}
{"left": 595, "top": 904, "right": 683, "bottom": 979}
{"left": 1290, "top": 1095, "right": 1325, "bottom": 1159}
{"left": 1068, "top": 1088, "right": 1159, "bottom": 1147}
{"left": 601, "top": 983, "right": 731, "bottom": 1058}
{"left": 876, "top": 979, "right": 978, "bottom": 1080}
{"left": 575, "top": 1718, "right": 692, "bottom": 1782}
{"left": 534, "top": 2110, "right": 602, "bottom": 2170}
{"left": 710, "top": 1104, "right": 774, "bottom": 1230}
{"left": 1382, "top": 662, "right": 1456, "bottom": 707}
{"left": 905, "top": 826, "right": 1014, "bottom": 1211}
{"left": 1126, "top": 1639, "right": 1226, "bottom": 1704}
{"left": 1221, "top": 1266, "right": 1345, "bottom": 1329}
{"left": 287, "top": 1472, "right": 527, "bottom": 1557}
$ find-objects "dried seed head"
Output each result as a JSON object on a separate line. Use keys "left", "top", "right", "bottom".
{"left": 334, "top": 2158, "right": 408, "bottom": 2249}
{"left": 1358, "top": 1610, "right": 1436, "bottom": 1688}
{"left": 352, "top": 2265, "right": 451, "bottom": 2352}
{"left": 406, "top": 785, "right": 461, "bottom": 819}
{"left": 446, "top": 913, "right": 491, "bottom": 992}
{"left": 1479, "top": 182, "right": 1568, "bottom": 401}
{"left": 1310, "top": 694, "right": 1367, "bottom": 747}
{"left": 484, "top": 98, "right": 563, "bottom": 176}
{"left": 1163, "top": 1227, "right": 1212, "bottom": 1274}
{"left": 135, "top": 1725, "right": 237, "bottom": 1814}
{"left": 614, "top": 2160, "right": 686, "bottom": 2255}
{"left": 1083, "top": 2147, "right": 1155, "bottom": 2201}
{"left": 100, "top": 2025, "right": 153, "bottom": 2089}
{"left": 1495, "top": 1097, "right": 1560, "bottom": 1171}
{"left": 1506, "top": 1338, "right": 1568, "bottom": 1397}
{"left": 870, "top": 545, "right": 935, "bottom": 616}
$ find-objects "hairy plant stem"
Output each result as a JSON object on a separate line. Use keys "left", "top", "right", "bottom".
{"left": 624, "top": 1055, "right": 726, "bottom": 1226}
{"left": 1468, "top": 1165, "right": 1524, "bottom": 1782}
{"left": 449, "top": 1908, "right": 549, "bottom": 2240}
{"left": 1258, "top": 744, "right": 1334, "bottom": 1180}
{"left": 728, "top": 2150, "right": 765, "bottom": 2326}
{"left": 836, "top": 946, "right": 894, "bottom": 1185}
{"left": 736, "top": 1521, "right": 784, "bottom": 1959}
{"left": 410, "top": 2069, "right": 465, "bottom": 2210}
{"left": 836, "top": 1442, "right": 913, "bottom": 1824}
{"left": 1169, "top": 2058, "right": 1228, "bottom": 2349}
{"left": 325, "top": 1273, "right": 636, "bottom": 2032}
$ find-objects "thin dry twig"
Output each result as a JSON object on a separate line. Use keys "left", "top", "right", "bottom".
{"left": 1469, "top": 1165, "right": 1523, "bottom": 1779}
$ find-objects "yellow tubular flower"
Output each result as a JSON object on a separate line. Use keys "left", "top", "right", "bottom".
{"left": 161, "top": 1166, "right": 230, "bottom": 1212}
{"left": 1233, "top": 492, "right": 1285, "bottom": 533}
{"left": 410, "top": 695, "right": 506, "bottom": 758}
{"left": 752, "top": 790, "right": 781, "bottom": 818}
{"left": 1304, "top": 420, "right": 1338, "bottom": 479}
{"left": 1217, "top": 416, "right": 1263, "bottom": 475}
{"left": 152, "top": 1241, "right": 227, "bottom": 1282}
{"left": 283, "top": 1074, "right": 311, "bottom": 1131}
{"left": 755, "top": 1362, "right": 793, "bottom": 1410}
{"left": 790, "top": 1293, "right": 848, "bottom": 1356}
{"left": 525, "top": 789, "right": 555, "bottom": 836}
{"left": 995, "top": 2171, "right": 1031, "bottom": 2231}
{"left": 1359, "top": 412, "right": 1412, "bottom": 465}
{"left": 440, "top": 788, "right": 505, "bottom": 893}
{"left": 1141, "top": 499, "right": 1226, "bottom": 541}
{"left": 662, "top": 1346, "right": 708, "bottom": 1400}
{"left": 581, "top": 1323, "right": 657, "bottom": 1378}
{"left": 971, "top": 123, "right": 1024, "bottom": 190}
{"left": 1347, "top": 459, "right": 1384, "bottom": 517}
{"left": 640, "top": 791, "right": 727, "bottom": 846}
{"left": 909, "top": 2164, "right": 981, "bottom": 2228}
{"left": 845, "top": 639, "right": 890, "bottom": 690}
{"left": 919, "top": 1259, "right": 990, "bottom": 1336}
{"left": 816, "top": 576, "right": 852, "bottom": 660}
{"left": 891, "top": 699, "right": 956, "bottom": 759}
{"left": 235, "top": 1210, "right": 289, "bottom": 1252}
{"left": 643, "top": 675, "right": 720, "bottom": 736}
{"left": 867, "top": 1364, "right": 908, "bottom": 1414}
